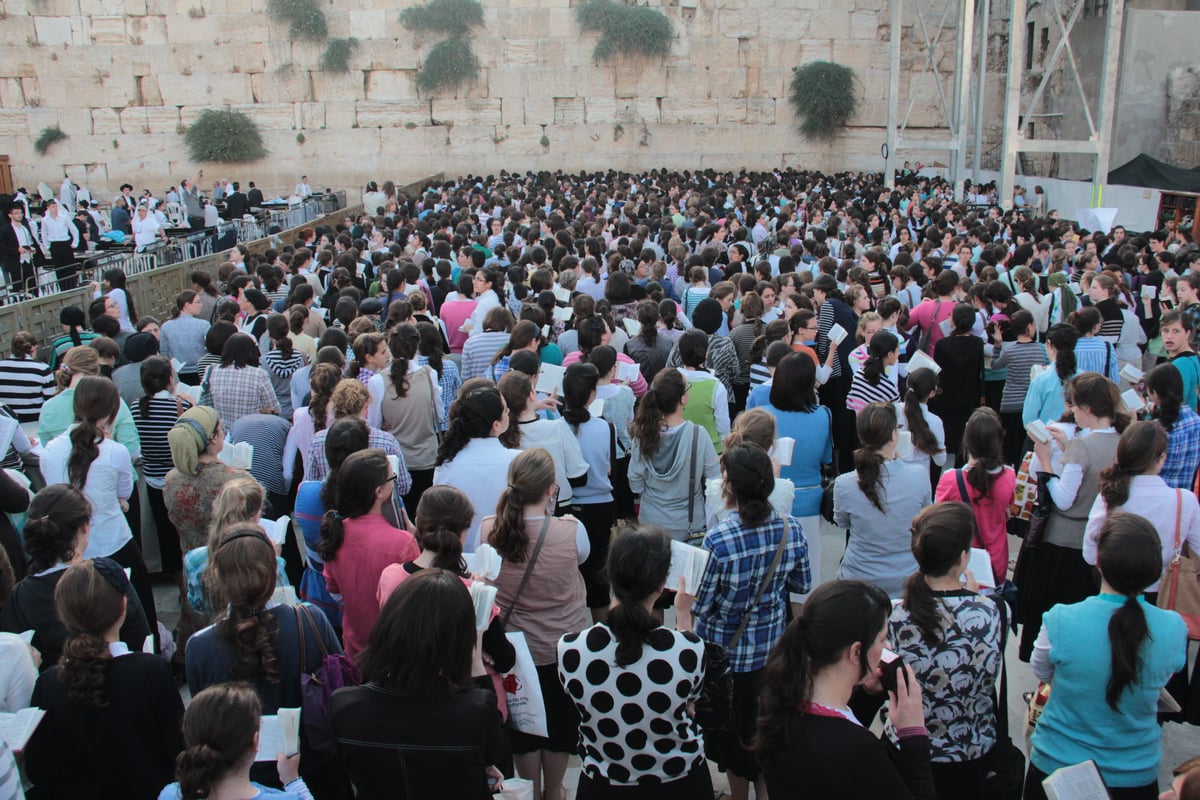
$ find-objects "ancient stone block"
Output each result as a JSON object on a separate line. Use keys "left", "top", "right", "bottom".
{"left": 660, "top": 97, "right": 719, "bottom": 125}
{"left": 504, "top": 39, "right": 540, "bottom": 67}
{"left": 348, "top": 9, "right": 387, "bottom": 39}
{"left": 85, "top": 15, "right": 127, "bottom": 45}
{"left": 324, "top": 102, "right": 357, "bottom": 130}
{"left": 209, "top": 74, "right": 253, "bottom": 105}
{"left": 431, "top": 99, "right": 502, "bottom": 127}
{"left": 127, "top": 14, "right": 168, "bottom": 45}
{"left": 719, "top": 98, "right": 748, "bottom": 124}
{"left": 585, "top": 96, "right": 617, "bottom": 125}
{"left": 232, "top": 103, "right": 295, "bottom": 130}
{"left": 311, "top": 71, "right": 366, "bottom": 102}
{"left": 553, "top": 97, "right": 585, "bottom": 125}
{"left": 746, "top": 97, "right": 776, "bottom": 124}
{"left": 0, "top": 78, "right": 24, "bottom": 109}
{"left": 33, "top": 16, "right": 75, "bottom": 46}
{"left": 163, "top": 13, "right": 221, "bottom": 45}
{"left": 501, "top": 96, "right": 524, "bottom": 126}
{"left": 299, "top": 102, "right": 325, "bottom": 129}
{"left": 365, "top": 70, "right": 416, "bottom": 102}
{"left": 91, "top": 107, "right": 122, "bottom": 135}
{"left": 250, "top": 70, "right": 312, "bottom": 104}
{"left": 157, "top": 73, "right": 209, "bottom": 106}
{"left": 354, "top": 100, "right": 431, "bottom": 127}
{"left": 358, "top": 39, "right": 419, "bottom": 71}
{"left": 717, "top": 7, "right": 759, "bottom": 38}
{"left": 524, "top": 95, "right": 553, "bottom": 126}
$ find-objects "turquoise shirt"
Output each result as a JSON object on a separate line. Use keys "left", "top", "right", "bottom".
{"left": 1032, "top": 594, "right": 1186, "bottom": 787}
{"left": 39, "top": 388, "right": 142, "bottom": 476}
{"left": 1171, "top": 352, "right": 1200, "bottom": 413}
{"left": 1022, "top": 368, "right": 1078, "bottom": 426}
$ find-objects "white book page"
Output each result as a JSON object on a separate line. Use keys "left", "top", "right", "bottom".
{"left": 0, "top": 707, "right": 45, "bottom": 753}
{"left": 552, "top": 306, "right": 573, "bottom": 323}
{"left": 535, "top": 363, "right": 565, "bottom": 396}
{"left": 463, "top": 543, "right": 503, "bottom": 580}
{"left": 1024, "top": 419, "right": 1052, "bottom": 444}
{"left": 255, "top": 708, "right": 300, "bottom": 761}
{"left": 827, "top": 323, "right": 848, "bottom": 345}
{"left": 552, "top": 286, "right": 571, "bottom": 303}
{"left": 666, "top": 540, "right": 710, "bottom": 595}
{"left": 616, "top": 362, "right": 641, "bottom": 383}
{"left": 1042, "top": 760, "right": 1109, "bottom": 800}
{"left": 261, "top": 516, "right": 290, "bottom": 547}
{"left": 962, "top": 547, "right": 995, "bottom": 588}
{"left": 907, "top": 349, "right": 941, "bottom": 375}
{"left": 469, "top": 581, "right": 498, "bottom": 631}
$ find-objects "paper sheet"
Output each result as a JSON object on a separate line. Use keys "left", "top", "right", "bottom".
{"left": 616, "top": 362, "right": 641, "bottom": 383}
{"left": 623, "top": 318, "right": 641, "bottom": 337}
{"left": 1120, "top": 363, "right": 1144, "bottom": 383}
{"left": 907, "top": 349, "right": 941, "bottom": 375}
{"left": 0, "top": 708, "right": 45, "bottom": 753}
{"left": 587, "top": 398, "right": 605, "bottom": 417}
{"left": 962, "top": 547, "right": 995, "bottom": 589}
{"left": 255, "top": 708, "right": 301, "bottom": 761}
{"left": 1024, "top": 419, "right": 1052, "bottom": 444}
{"left": 218, "top": 440, "right": 253, "bottom": 470}
{"left": 666, "top": 540, "right": 711, "bottom": 595}
{"left": 1121, "top": 388, "right": 1145, "bottom": 412}
{"left": 552, "top": 286, "right": 571, "bottom": 304}
{"left": 175, "top": 383, "right": 201, "bottom": 404}
{"left": 895, "top": 430, "right": 913, "bottom": 461}
{"left": 535, "top": 363, "right": 565, "bottom": 396}
{"left": 827, "top": 323, "right": 848, "bottom": 346}
{"left": 772, "top": 437, "right": 795, "bottom": 466}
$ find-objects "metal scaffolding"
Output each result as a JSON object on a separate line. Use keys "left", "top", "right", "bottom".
{"left": 997, "top": 0, "right": 1125, "bottom": 205}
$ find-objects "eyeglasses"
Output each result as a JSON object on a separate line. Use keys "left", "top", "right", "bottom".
{"left": 381, "top": 474, "right": 399, "bottom": 487}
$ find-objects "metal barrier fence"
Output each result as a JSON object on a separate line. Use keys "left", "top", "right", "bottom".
{"left": 0, "top": 193, "right": 348, "bottom": 311}
{"left": 0, "top": 197, "right": 358, "bottom": 348}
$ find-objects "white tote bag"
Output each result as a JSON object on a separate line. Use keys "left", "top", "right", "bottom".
{"left": 502, "top": 632, "right": 548, "bottom": 738}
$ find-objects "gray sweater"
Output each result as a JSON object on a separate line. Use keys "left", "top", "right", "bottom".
{"left": 629, "top": 421, "right": 721, "bottom": 540}
{"left": 834, "top": 458, "right": 932, "bottom": 597}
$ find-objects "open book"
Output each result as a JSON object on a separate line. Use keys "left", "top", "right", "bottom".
{"left": 894, "top": 430, "right": 913, "bottom": 460}
{"left": 261, "top": 517, "right": 291, "bottom": 548}
{"left": 962, "top": 547, "right": 995, "bottom": 589}
{"left": 175, "top": 382, "right": 202, "bottom": 405}
{"left": 616, "top": 361, "right": 641, "bottom": 384}
{"left": 552, "top": 306, "right": 573, "bottom": 323}
{"left": 1024, "top": 419, "right": 1052, "bottom": 445}
{"left": 827, "top": 322, "right": 848, "bottom": 346}
{"left": 535, "top": 363, "right": 566, "bottom": 396}
{"left": 469, "top": 581, "right": 498, "bottom": 631}
{"left": 1121, "top": 388, "right": 1145, "bottom": 413}
{"left": 0, "top": 415, "right": 18, "bottom": 458}
{"left": 1041, "top": 760, "right": 1108, "bottom": 800}
{"left": 255, "top": 708, "right": 300, "bottom": 761}
{"left": 218, "top": 440, "right": 253, "bottom": 470}
{"left": 907, "top": 349, "right": 941, "bottom": 375}
{"left": 771, "top": 437, "right": 795, "bottom": 467}
{"left": 666, "top": 540, "right": 711, "bottom": 595}
{"left": 0, "top": 707, "right": 45, "bottom": 753}
{"left": 552, "top": 286, "right": 571, "bottom": 304}
{"left": 623, "top": 318, "right": 642, "bottom": 337}
{"left": 463, "top": 543, "right": 503, "bottom": 580}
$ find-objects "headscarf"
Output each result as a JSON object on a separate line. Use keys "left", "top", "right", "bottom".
{"left": 167, "top": 406, "right": 220, "bottom": 477}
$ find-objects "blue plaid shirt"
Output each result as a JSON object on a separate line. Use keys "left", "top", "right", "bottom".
{"left": 694, "top": 511, "right": 811, "bottom": 672}
{"left": 417, "top": 354, "right": 461, "bottom": 431}
{"left": 1162, "top": 404, "right": 1200, "bottom": 490}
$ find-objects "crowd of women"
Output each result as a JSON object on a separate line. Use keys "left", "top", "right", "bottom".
{"left": 0, "top": 166, "right": 1199, "bottom": 799}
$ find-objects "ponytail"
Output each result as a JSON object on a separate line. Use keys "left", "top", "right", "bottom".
{"left": 861, "top": 331, "right": 898, "bottom": 387}
{"left": 1046, "top": 324, "right": 1078, "bottom": 383}
{"left": 267, "top": 314, "right": 293, "bottom": 361}
{"left": 1107, "top": 596, "right": 1150, "bottom": 711}
{"left": 436, "top": 383, "right": 505, "bottom": 467}
{"left": 67, "top": 377, "right": 119, "bottom": 490}
{"left": 608, "top": 598, "right": 658, "bottom": 667}
{"left": 1100, "top": 421, "right": 1168, "bottom": 509}
{"left": 853, "top": 403, "right": 897, "bottom": 513}
{"left": 387, "top": 324, "right": 419, "bottom": 400}
{"left": 903, "top": 368, "right": 941, "bottom": 456}
{"left": 176, "top": 684, "right": 262, "bottom": 800}
{"left": 489, "top": 449, "right": 555, "bottom": 564}
{"left": 631, "top": 368, "right": 687, "bottom": 457}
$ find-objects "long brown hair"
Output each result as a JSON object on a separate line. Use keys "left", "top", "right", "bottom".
{"left": 631, "top": 368, "right": 687, "bottom": 457}
{"left": 55, "top": 560, "right": 126, "bottom": 707}
{"left": 853, "top": 403, "right": 897, "bottom": 513}
{"left": 209, "top": 526, "right": 280, "bottom": 684}
{"left": 67, "top": 376, "right": 120, "bottom": 490}
{"left": 489, "top": 448, "right": 555, "bottom": 563}
{"left": 175, "top": 683, "right": 263, "bottom": 800}
{"left": 961, "top": 407, "right": 1006, "bottom": 499}
{"left": 901, "top": 503, "right": 976, "bottom": 643}
{"left": 307, "top": 363, "right": 342, "bottom": 433}
{"left": 497, "top": 371, "right": 533, "bottom": 449}
{"left": 1099, "top": 421, "right": 1168, "bottom": 509}
{"left": 902, "top": 368, "right": 941, "bottom": 457}
{"left": 319, "top": 449, "right": 390, "bottom": 561}
{"left": 414, "top": 486, "right": 474, "bottom": 572}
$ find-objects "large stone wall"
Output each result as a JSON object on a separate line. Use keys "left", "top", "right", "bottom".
{"left": 0, "top": 0, "right": 955, "bottom": 195}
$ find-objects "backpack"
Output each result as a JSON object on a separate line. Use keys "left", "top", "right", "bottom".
{"left": 295, "top": 604, "right": 362, "bottom": 752}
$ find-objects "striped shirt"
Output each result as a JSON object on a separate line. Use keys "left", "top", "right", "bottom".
{"left": 229, "top": 413, "right": 293, "bottom": 496}
{"left": 48, "top": 331, "right": 99, "bottom": 370}
{"left": 991, "top": 340, "right": 1048, "bottom": 413}
{"left": 132, "top": 391, "right": 192, "bottom": 488}
{"left": 0, "top": 356, "right": 54, "bottom": 423}
{"left": 846, "top": 370, "right": 900, "bottom": 413}
{"left": 0, "top": 736, "right": 22, "bottom": 800}
{"left": 461, "top": 331, "right": 510, "bottom": 382}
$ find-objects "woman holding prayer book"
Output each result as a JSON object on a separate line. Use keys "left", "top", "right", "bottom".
{"left": 887, "top": 502, "right": 1003, "bottom": 799}
{"left": 25, "top": 559, "right": 183, "bottom": 800}
{"left": 1024, "top": 513, "right": 1187, "bottom": 800}
{"left": 556, "top": 525, "right": 711, "bottom": 799}
{"left": 183, "top": 525, "right": 346, "bottom": 796}
{"left": 483, "top": 448, "right": 590, "bottom": 800}
{"left": 694, "top": 443, "right": 811, "bottom": 800}
{"left": 158, "top": 683, "right": 315, "bottom": 800}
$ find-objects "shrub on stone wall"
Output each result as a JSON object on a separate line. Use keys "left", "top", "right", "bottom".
{"left": 183, "top": 109, "right": 268, "bottom": 163}
{"left": 267, "top": 0, "right": 328, "bottom": 41}
{"left": 576, "top": 0, "right": 672, "bottom": 61}
{"left": 416, "top": 37, "right": 480, "bottom": 94}
{"left": 34, "top": 126, "right": 68, "bottom": 156}
{"left": 400, "top": 0, "right": 483, "bottom": 37}
{"left": 789, "top": 61, "right": 858, "bottom": 141}
{"left": 321, "top": 37, "right": 358, "bottom": 73}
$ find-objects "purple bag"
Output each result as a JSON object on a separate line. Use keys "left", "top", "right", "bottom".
{"left": 296, "top": 603, "right": 362, "bottom": 752}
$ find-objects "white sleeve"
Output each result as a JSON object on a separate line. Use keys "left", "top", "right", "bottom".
{"left": 1184, "top": 491, "right": 1200, "bottom": 560}
{"left": 574, "top": 520, "right": 590, "bottom": 564}
{"left": 815, "top": 364, "right": 833, "bottom": 385}
{"left": 713, "top": 383, "right": 731, "bottom": 436}
{"left": 366, "top": 373, "right": 384, "bottom": 430}
{"left": 429, "top": 369, "right": 447, "bottom": 423}
{"left": 1031, "top": 624, "right": 1055, "bottom": 682}
{"left": 0, "top": 635, "right": 36, "bottom": 712}
{"left": 1045, "top": 461, "right": 1084, "bottom": 510}
{"left": 560, "top": 422, "right": 588, "bottom": 479}
{"left": 1082, "top": 495, "right": 1105, "bottom": 566}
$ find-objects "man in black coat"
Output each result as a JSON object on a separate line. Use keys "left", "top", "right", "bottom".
{"left": 223, "top": 181, "right": 249, "bottom": 219}
{"left": 246, "top": 181, "right": 264, "bottom": 208}
{"left": 0, "top": 203, "right": 42, "bottom": 290}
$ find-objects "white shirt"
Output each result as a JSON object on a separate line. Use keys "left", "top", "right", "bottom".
{"left": 40, "top": 430, "right": 133, "bottom": 558}
{"left": 131, "top": 212, "right": 161, "bottom": 249}
{"left": 432, "top": 437, "right": 519, "bottom": 553}
{"left": 295, "top": 182, "right": 313, "bottom": 198}
{"left": 0, "top": 633, "right": 36, "bottom": 712}
{"left": 1083, "top": 474, "right": 1200, "bottom": 593}
{"left": 463, "top": 290, "right": 501, "bottom": 337}
{"left": 1045, "top": 426, "right": 1116, "bottom": 509}
{"left": 38, "top": 211, "right": 79, "bottom": 250}
{"left": 10, "top": 221, "right": 34, "bottom": 263}
{"left": 515, "top": 418, "right": 589, "bottom": 504}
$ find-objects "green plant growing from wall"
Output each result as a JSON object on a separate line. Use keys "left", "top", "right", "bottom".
{"left": 183, "top": 109, "right": 267, "bottom": 163}
{"left": 401, "top": 0, "right": 483, "bottom": 36}
{"left": 788, "top": 60, "right": 859, "bottom": 141}
{"left": 415, "top": 36, "right": 479, "bottom": 94}
{"left": 402, "top": 0, "right": 483, "bottom": 94}
{"left": 321, "top": 37, "right": 358, "bottom": 73}
{"left": 34, "top": 126, "right": 67, "bottom": 156}
{"left": 576, "top": 0, "right": 672, "bottom": 61}
{"left": 267, "top": 0, "right": 327, "bottom": 41}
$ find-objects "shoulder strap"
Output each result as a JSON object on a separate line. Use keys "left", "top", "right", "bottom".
{"left": 1174, "top": 488, "right": 1184, "bottom": 558}
{"left": 296, "top": 603, "right": 329, "bottom": 659}
{"left": 500, "top": 516, "right": 552, "bottom": 628}
{"left": 686, "top": 424, "right": 702, "bottom": 530}
{"left": 608, "top": 419, "right": 617, "bottom": 467}
{"left": 426, "top": 366, "right": 441, "bottom": 432}
{"left": 993, "top": 597, "right": 1011, "bottom": 739}
{"left": 955, "top": 468, "right": 971, "bottom": 506}
{"left": 729, "top": 520, "right": 790, "bottom": 651}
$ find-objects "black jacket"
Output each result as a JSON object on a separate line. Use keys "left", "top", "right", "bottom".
{"left": 0, "top": 217, "right": 41, "bottom": 270}
{"left": 224, "top": 191, "right": 249, "bottom": 219}
{"left": 247, "top": 187, "right": 265, "bottom": 207}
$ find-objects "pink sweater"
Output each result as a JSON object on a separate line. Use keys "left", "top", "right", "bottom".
{"left": 907, "top": 298, "right": 956, "bottom": 351}
{"left": 562, "top": 350, "right": 648, "bottom": 397}
{"left": 935, "top": 467, "right": 1017, "bottom": 583}
{"left": 323, "top": 513, "right": 419, "bottom": 661}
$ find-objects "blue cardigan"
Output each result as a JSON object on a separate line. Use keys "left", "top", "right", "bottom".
{"left": 1031, "top": 594, "right": 1187, "bottom": 787}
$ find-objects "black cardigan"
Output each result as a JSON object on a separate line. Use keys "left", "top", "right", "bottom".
{"left": 25, "top": 653, "right": 185, "bottom": 800}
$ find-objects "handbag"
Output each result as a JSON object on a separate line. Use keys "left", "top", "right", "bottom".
{"left": 497, "top": 518, "right": 552, "bottom": 735}
{"left": 1023, "top": 472, "right": 1055, "bottom": 548}
{"left": 1157, "top": 489, "right": 1200, "bottom": 640}
{"left": 694, "top": 524, "right": 790, "bottom": 731}
{"left": 1006, "top": 451, "right": 1039, "bottom": 538}
{"left": 916, "top": 298, "right": 942, "bottom": 355}
{"left": 296, "top": 603, "right": 362, "bottom": 753}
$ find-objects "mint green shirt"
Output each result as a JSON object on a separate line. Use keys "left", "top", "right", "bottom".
{"left": 39, "top": 388, "right": 142, "bottom": 474}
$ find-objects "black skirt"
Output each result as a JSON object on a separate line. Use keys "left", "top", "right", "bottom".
{"left": 1014, "top": 540, "right": 1098, "bottom": 661}
{"left": 508, "top": 662, "right": 580, "bottom": 756}
{"left": 702, "top": 668, "right": 763, "bottom": 781}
